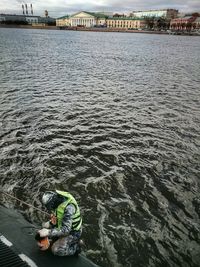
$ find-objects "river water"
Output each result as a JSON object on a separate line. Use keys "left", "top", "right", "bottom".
{"left": 0, "top": 28, "right": 200, "bottom": 267}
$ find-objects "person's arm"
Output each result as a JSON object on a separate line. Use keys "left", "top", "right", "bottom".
{"left": 49, "top": 204, "right": 75, "bottom": 238}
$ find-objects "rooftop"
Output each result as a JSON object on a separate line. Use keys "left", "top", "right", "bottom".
{"left": 70, "top": 11, "right": 108, "bottom": 18}
{"left": 132, "top": 9, "right": 178, "bottom": 12}
{"left": 57, "top": 15, "right": 69, "bottom": 20}
{"left": 107, "top": 17, "right": 145, "bottom": 21}
{"left": 0, "top": 13, "right": 40, "bottom": 17}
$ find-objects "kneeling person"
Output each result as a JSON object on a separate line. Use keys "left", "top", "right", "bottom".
{"left": 38, "top": 190, "right": 82, "bottom": 256}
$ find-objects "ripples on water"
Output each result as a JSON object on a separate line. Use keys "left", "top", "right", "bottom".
{"left": 0, "top": 28, "right": 200, "bottom": 267}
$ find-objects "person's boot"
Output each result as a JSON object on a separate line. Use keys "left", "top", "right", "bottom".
{"left": 74, "top": 239, "right": 84, "bottom": 256}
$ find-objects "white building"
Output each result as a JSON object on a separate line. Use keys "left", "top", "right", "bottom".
{"left": 70, "top": 11, "right": 96, "bottom": 27}
{"left": 132, "top": 9, "right": 178, "bottom": 19}
{"left": 56, "top": 11, "right": 108, "bottom": 28}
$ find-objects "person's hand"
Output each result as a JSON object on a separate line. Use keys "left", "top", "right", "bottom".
{"left": 42, "top": 221, "right": 51, "bottom": 229}
{"left": 38, "top": 228, "right": 50, "bottom": 237}
{"left": 50, "top": 214, "right": 57, "bottom": 225}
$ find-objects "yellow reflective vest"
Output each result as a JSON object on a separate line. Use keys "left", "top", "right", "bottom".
{"left": 55, "top": 190, "right": 82, "bottom": 231}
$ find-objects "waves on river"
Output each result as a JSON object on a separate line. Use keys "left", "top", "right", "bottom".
{"left": 0, "top": 28, "right": 200, "bottom": 267}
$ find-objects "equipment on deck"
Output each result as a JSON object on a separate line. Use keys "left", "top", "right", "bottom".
{"left": 35, "top": 232, "right": 50, "bottom": 251}
{"left": 0, "top": 205, "right": 99, "bottom": 267}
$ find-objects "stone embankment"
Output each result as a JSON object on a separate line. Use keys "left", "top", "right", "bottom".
{"left": 59, "top": 26, "right": 168, "bottom": 35}
{"left": 0, "top": 24, "right": 58, "bottom": 30}
{"left": 0, "top": 24, "right": 199, "bottom": 35}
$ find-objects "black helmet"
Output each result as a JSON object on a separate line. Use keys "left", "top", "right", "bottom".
{"left": 42, "top": 191, "right": 57, "bottom": 211}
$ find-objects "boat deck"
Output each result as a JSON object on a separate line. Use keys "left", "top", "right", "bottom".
{"left": 0, "top": 205, "right": 99, "bottom": 267}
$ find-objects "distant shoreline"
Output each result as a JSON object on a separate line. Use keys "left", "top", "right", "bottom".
{"left": 0, "top": 24, "right": 58, "bottom": 30}
{"left": 0, "top": 24, "right": 199, "bottom": 36}
{"left": 0, "top": 24, "right": 168, "bottom": 34}
{"left": 59, "top": 26, "right": 168, "bottom": 35}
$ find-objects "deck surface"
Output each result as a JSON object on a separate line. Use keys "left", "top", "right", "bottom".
{"left": 0, "top": 205, "right": 99, "bottom": 267}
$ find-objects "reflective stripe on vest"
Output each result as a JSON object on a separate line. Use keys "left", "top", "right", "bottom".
{"left": 55, "top": 190, "right": 82, "bottom": 231}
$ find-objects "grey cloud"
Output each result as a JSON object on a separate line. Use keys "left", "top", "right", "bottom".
{"left": 97, "top": 0, "right": 200, "bottom": 11}
{"left": 65, "top": 0, "right": 200, "bottom": 14}
{"left": 1, "top": 0, "right": 200, "bottom": 17}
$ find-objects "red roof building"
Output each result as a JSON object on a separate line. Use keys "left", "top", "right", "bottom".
{"left": 170, "top": 16, "right": 198, "bottom": 31}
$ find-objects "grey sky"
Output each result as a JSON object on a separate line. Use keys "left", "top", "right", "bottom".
{"left": 0, "top": 0, "right": 199, "bottom": 17}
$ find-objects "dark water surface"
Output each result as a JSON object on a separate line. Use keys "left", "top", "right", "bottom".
{"left": 0, "top": 28, "right": 200, "bottom": 267}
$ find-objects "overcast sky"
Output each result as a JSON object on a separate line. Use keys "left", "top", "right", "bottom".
{"left": 0, "top": 0, "right": 200, "bottom": 17}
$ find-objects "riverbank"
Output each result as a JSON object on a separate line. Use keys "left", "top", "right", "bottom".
{"left": 59, "top": 26, "right": 168, "bottom": 35}
{"left": 0, "top": 24, "right": 167, "bottom": 35}
{"left": 0, "top": 24, "right": 58, "bottom": 30}
{"left": 0, "top": 24, "right": 200, "bottom": 36}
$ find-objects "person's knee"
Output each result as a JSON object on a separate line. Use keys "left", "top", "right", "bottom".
{"left": 51, "top": 239, "right": 77, "bottom": 256}
{"left": 51, "top": 246, "right": 66, "bottom": 256}
{"left": 51, "top": 245, "right": 58, "bottom": 255}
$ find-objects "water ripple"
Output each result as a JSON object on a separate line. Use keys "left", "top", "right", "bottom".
{"left": 0, "top": 28, "right": 200, "bottom": 267}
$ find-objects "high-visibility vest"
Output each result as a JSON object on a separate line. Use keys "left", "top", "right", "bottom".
{"left": 55, "top": 190, "right": 82, "bottom": 231}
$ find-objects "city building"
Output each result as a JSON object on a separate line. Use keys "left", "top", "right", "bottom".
{"left": 27, "top": 16, "right": 39, "bottom": 24}
{"left": 56, "top": 11, "right": 147, "bottom": 29}
{"left": 39, "top": 16, "right": 56, "bottom": 25}
{"left": 56, "top": 11, "right": 108, "bottom": 28}
{"left": 70, "top": 11, "right": 107, "bottom": 27}
{"left": 194, "top": 17, "right": 200, "bottom": 29}
{"left": 106, "top": 17, "right": 146, "bottom": 29}
{"left": 170, "top": 16, "right": 197, "bottom": 31}
{"left": 0, "top": 14, "right": 39, "bottom": 24}
{"left": 56, "top": 15, "right": 70, "bottom": 27}
{"left": 132, "top": 9, "right": 178, "bottom": 19}
{"left": 0, "top": 14, "right": 55, "bottom": 25}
